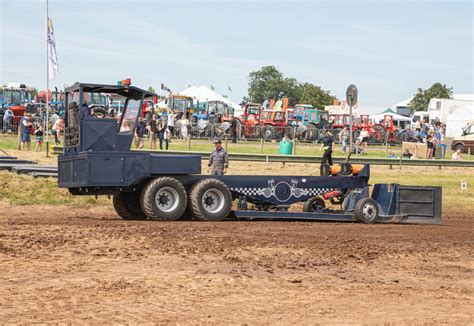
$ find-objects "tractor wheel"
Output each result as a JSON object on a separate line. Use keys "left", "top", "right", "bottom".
{"left": 371, "top": 124, "right": 385, "bottom": 144}
{"left": 454, "top": 143, "right": 465, "bottom": 152}
{"left": 284, "top": 125, "right": 294, "bottom": 139}
{"left": 190, "top": 178, "right": 232, "bottom": 221}
{"left": 303, "top": 196, "right": 326, "bottom": 213}
{"left": 354, "top": 198, "right": 379, "bottom": 224}
{"left": 262, "top": 125, "right": 277, "bottom": 140}
{"left": 140, "top": 177, "right": 188, "bottom": 221}
{"left": 113, "top": 192, "right": 147, "bottom": 220}
{"left": 304, "top": 124, "right": 318, "bottom": 141}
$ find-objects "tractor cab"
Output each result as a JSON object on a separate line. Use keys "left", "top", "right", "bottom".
{"left": 0, "top": 83, "right": 32, "bottom": 117}
{"left": 167, "top": 94, "right": 193, "bottom": 118}
{"left": 62, "top": 83, "right": 156, "bottom": 155}
{"left": 241, "top": 103, "right": 261, "bottom": 122}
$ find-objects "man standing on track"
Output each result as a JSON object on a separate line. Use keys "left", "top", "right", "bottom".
{"left": 320, "top": 130, "right": 334, "bottom": 166}
{"left": 208, "top": 139, "right": 229, "bottom": 175}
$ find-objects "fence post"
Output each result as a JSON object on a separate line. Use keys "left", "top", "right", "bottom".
{"left": 225, "top": 135, "right": 228, "bottom": 151}
{"left": 260, "top": 137, "right": 264, "bottom": 154}
{"left": 292, "top": 126, "right": 296, "bottom": 155}
{"left": 188, "top": 135, "right": 191, "bottom": 151}
{"left": 468, "top": 148, "right": 471, "bottom": 160}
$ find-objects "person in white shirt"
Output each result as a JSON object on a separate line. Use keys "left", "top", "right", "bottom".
{"left": 452, "top": 149, "right": 462, "bottom": 161}
{"left": 167, "top": 110, "right": 176, "bottom": 140}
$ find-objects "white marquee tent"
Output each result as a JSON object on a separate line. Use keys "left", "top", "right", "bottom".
{"left": 179, "top": 85, "right": 242, "bottom": 115}
{"left": 445, "top": 103, "right": 474, "bottom": 137}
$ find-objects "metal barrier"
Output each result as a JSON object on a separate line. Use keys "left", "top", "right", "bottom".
{"left": 160, "top": 150, "right": 474, "bottom": 168}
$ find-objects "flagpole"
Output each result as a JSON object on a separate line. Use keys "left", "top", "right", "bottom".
{"left": 45, "top": 0, "right": 50, "bottom": 157}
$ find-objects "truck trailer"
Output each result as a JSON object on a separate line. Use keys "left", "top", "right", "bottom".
{"left": 58, "top": 83, "right": 442, "bottom": 224}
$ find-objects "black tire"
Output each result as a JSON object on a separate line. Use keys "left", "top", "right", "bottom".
{"left": 140, "top": 177, "right": 188, "bottom": 221}
{"left": 354, "top": 198, "right": 379, "bottom": 224}
{"left": 284, "top": 125, "right": 294, "bottom": 139}
{"left": 305, "top": 124, "right": 318, "bottom": 141}
{"left": 303, "top": 196, "right": 326, "bottom": 213}
{"left": 190, "top": 178, "right": 232, "bottom": 221}
{"left": 113, "top": 192, "right": 147, "bottom": 220}
{"left": 262, "top": 125, "right": 277, "bottom": 140}
{"left": 454, "top": 143, "right": 465, "bottom": 152}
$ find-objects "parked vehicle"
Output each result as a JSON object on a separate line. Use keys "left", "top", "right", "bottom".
{"left": 451, "top": 122, "right": 474, "bottom": 153}
{"left": 286, "top": 104, "right": 328, "bottom": 141}
{"left": 0, "top": 83, "right": 32, "bottom": 117}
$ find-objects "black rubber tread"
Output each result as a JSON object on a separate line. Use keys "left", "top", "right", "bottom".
{"left": 190, "top": 178, "right": 232, "bottom": 221}
{"left": 113, "top": 192, "right": 147, "bottom": 220}
{"left": 140, "top": 177, "right": 188, "bottom": 221}
{"left": 454, "top": 143, "right": 464, "bottom": 152}
{"left": 262, "top": 125, "right": 277, "bottom": 140}
{"left": 354, "top": 198, "right": 379, "bottom": 224}
{"left": 303, "top": 196, "right": 326, "bottom": 212}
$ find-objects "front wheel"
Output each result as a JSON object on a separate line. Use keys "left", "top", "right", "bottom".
{"left": 190, "top": 178, "right": 232, "bottom": 221}
{"left": 303, "top": 196, "right": 326, "bottom": 213}
{"left": 354, "top": 198, "right": 379, "bottom": 224}
{"left": 140, "top": 177, "right": 188, "bottom": 221}
{"left": 113, "top": 192, "right": 147, "bottom": 220}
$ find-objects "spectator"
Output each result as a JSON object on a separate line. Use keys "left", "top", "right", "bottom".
{"left": 50, "top": 111, "right": 59, "bottom": 127}
{"left": 402, "top": 149, "right": 413, "bottom": 159}
{"left": 134, "top": 117, "right": 146, "bottom": 149}
{"left": 320, "top": 130, "right": 334, "bottom": 166}
{"left": 415, "top": 119, "right": 421, "bottom": 132}
{"left": 208, "top": 139, "right": 229, "bottom": 175}
{"left": 167, "top": 110, "right": 176, "bottom": 140}
{"left": 157, "top": 118, "right": 169, "bottom": 150}
{"left": 148, "top": 114, "right": 159, "bottom": 150}
{"left": 51, "top": 117, "right": 64, "bottom": 145}
{"left": 3, "top": 108, "right": 13, "bottom": 133}
{"left": 20, "top": 113, "right": 33, "bottom": 151}
{"left": 34, "top": 122, "right": 44, "bottom": 152}
{"left": 359, "top": 127, "right": 370, "bottom": 150}
{"left": 79, "top": 102, "right": 91, "bottom": 120}
{"left": 339, "top": 126, "right": 349, "bottom": 153}
{"left": 452, "top": 149, "right": 462, "bottom": 161}
{"left": 230, "top": 116, "right": 238, "bottom": 143}
{"left": 180, "top": 114, "right": 190, "bottom": 139}
{"left": 387, "top": 150, "right": 398, "bottom": 159}
{"left": 426, "top": 132, "right": 435, "bottom": 159}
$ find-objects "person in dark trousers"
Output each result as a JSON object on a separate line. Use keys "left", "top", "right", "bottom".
{"left": 157, "top": 118, "right": 169, "bottom": 150}
{"left": 320, "top": 130, "right": 334, "bottom": 166}
{"left": 208, "top": 139, "right": 229, "bottom": 175}
{"left": 230, "top": 117, "right": 238, "bottom": 143}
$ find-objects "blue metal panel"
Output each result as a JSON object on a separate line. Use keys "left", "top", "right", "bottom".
{"left": 81, "top": 119, "right": 117, "bottom": 152}
{"left": 150, "top": 154, "right": 201, "bottom": 175}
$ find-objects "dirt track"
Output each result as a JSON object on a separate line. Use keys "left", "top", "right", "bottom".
{"left": 1, "top": 203, "right": 473, "bottom": 324}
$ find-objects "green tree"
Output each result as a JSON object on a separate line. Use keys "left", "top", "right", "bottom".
{"left": 299, "top": 82, "right": 334, "bottom": 109}
{"left": 246, "top": 65, "right": 333, "bottom": 107}
{"left": 147, "top": 86, "right": 156, "bottom": 93}
{"left": 247, "top": 66, "right": 284, "bottom": 103}
{"left": 409, "top": 82, "right": 453, "bottom": 111}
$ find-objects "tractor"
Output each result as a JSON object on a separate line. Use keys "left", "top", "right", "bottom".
{"left": 258, "top": 109, "right": 288, "bottom": 140}
{"left": 58, "top": 82, "right": 442, "bottom": 225}
{"left": 286, "top": 104, "right": 328, "bottom": 141}
{"left": 0, "top": 83, "right": 32, "bottom": 117}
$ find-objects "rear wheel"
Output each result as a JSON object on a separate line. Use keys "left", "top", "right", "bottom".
{"left": 303, "top": 196, "right": 326, "bottom": 213}
{"left": 262, "top": 125, "right": 277, "bottom": 140}
{"left": 454, "top": 143, "right": 465, "bottom": 152}
{"left": 140, "top": 177, "right": 188, "bottom": 221}
{"left": 354, "top": 198, "right": 379, "bottom": 224}
{"left": 113, "top": 192, "right": 147, "bottom": 220}
{"left": 190, "top": 178, "right": 232, "bottom": 221}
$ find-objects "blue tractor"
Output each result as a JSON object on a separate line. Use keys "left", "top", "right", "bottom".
{"left": 58, "top": 83, "right": 442, "bottom": 224}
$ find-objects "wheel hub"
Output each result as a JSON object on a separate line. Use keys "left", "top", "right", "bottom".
{"left": 202, "top": 189, "right": 225, "bottom": 214}
{"left": 155, "top": 187, "right": 180, "bottom": 213}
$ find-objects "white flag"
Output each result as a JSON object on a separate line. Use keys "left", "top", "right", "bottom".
{"left": 47, "top": 8, "right": 59, "bottom": 80}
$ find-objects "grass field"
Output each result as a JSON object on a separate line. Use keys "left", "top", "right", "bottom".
{"left": 1, "top": 133, "right": 472, "bottom": 160}
{"left": 1, "top": 133, "right": 473, "bottom": 211}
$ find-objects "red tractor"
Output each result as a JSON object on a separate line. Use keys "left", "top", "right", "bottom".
{"left": 238, "top": 103, "right": 262, "bottom": 139}
{"left": 258, "top": 109, "right": 288, "bottom": 140}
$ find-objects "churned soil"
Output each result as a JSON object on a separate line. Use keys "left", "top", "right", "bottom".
{"left": 0, "top": 202, "right": 473, "bottom": 324}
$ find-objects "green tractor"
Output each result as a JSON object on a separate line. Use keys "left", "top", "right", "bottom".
{"left": 286, "top": 104, "right": 328, "bottom": 141}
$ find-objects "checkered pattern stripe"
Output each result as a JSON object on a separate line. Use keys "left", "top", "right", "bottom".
{"left": 230, "top": 187, "right": 264, "bottom": 196}
{"left": 305, "top": 188, "right": 334, "bottom": 196}
{"left": 230, "top": 187, "right": 334, "bottom": 197}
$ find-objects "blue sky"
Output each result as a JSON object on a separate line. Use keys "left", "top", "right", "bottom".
{"left": 1, "top": 0, "right": 473, "bottom": 112}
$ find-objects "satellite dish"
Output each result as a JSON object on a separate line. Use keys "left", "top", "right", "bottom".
{"left": 346, "top": 84, "right": 358, "bottom": 107}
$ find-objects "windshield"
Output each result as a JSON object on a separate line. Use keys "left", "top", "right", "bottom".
{"left": 119, "top": 99, "right": 140, "bottom": 133}
{"left": 86, "top": 93, "right": 109, "bottom": 107}
{"left": 2, "top": 89, "right": 30, "bottom": 105}
{"left": 169, "top": 97, "right": 192, "bottom": 113}
{"left": 274, "top": 112, "right": 286, "bottom": 121}
{"left": 247, "top": 105, "right": 260, "bottom": 115}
